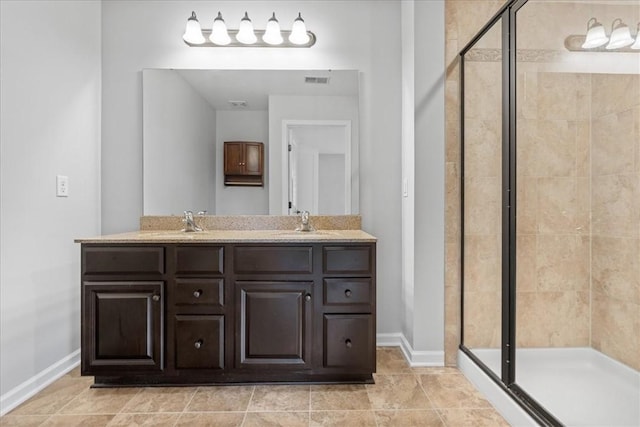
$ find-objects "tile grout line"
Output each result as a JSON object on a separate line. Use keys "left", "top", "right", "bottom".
{"left": 415, "top": 371, "right": 448, "bottom": 427}
{"left": 240, "top": 386, "right": 256, "bottom": 426}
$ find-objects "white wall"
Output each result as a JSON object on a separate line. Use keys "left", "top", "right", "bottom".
{"left": 101, "top": 1, "right": 403, "bottom": 336}
{"left": 0, "top": 0, "right": 102, "bottom": 411}
{"left": 215, "top": 110, "right": 269, "bottom": 214}
{"left": 268, "top": 95, "right": 359, "bottom": 214}
{"left": 400, "top": 0, "right": 446, "bottom": 362}
{"left": 143, "top": 69, "right": 217, "bottom": 215}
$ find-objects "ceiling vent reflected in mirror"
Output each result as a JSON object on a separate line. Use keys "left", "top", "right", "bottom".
{"left": 305, "top": 76, "right": 330, "bottom": 84}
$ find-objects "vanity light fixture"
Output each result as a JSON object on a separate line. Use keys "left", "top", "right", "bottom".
{"left": 565, "top": 18, "right": 640, "bottom": 52}
{"left": 182, "top": 11, "right": 316, "bottom": 48}
{"left": 606, "top": 18, "right": 634, "bottom": 50}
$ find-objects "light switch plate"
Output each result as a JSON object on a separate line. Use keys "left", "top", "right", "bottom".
{"left": 56, "top": 175, "right": 69, "bottom": 197}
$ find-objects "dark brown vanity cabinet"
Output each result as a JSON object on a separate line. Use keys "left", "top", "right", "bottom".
{"left": 80, "top": 241, "right": 375, "bottom": 385}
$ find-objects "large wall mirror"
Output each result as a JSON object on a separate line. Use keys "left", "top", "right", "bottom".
{"left": 142, "top": 69, "right": 360, "bottom": 216}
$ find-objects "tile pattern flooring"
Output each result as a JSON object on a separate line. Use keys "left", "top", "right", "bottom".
{"left": 1, "top": 347, "right": 509, "bottom": 426}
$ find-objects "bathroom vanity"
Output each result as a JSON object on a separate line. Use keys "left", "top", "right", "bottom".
{"left": 76, "top": 224, "right": 376, "bottom": 386}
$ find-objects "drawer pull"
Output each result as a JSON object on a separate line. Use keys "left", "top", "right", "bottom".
{"left": 152, "top": 295, "right": 160, "bottom": 302}
{"left": 193, "top": 289, "right": 202, "bottom": 298}
{"left": 345, "top": 289, "right": 352, "bottom": 297}
{"left": 305, "top": 294, "right": 312, "bottom": 302}
{"left": 194, "top": 339, "right": 204, "bottom": 349}
{"left": 345, "top": 339, "right": 352, "bottom": 348}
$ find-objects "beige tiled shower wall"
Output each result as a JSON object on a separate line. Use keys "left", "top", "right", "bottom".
{"left": 515, "top": 70, "right": 592, "bottom": 348}
{"left": 590, "top": 74, "right": 640, "bottom": 371}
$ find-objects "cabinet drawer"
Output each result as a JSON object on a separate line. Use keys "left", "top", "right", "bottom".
{"left": 323, "top": 246, "right": 372, "bottom": 274}
{"left": 175, "top": 278, "right": 224, "bottom": 307}
{"left": 175, "top": 315, "right": 224, "bottom": 370}
{"left": 176, "top": 246, "right": 224, "bottom": 275}
{"left": 324, "top": 278, "right": 372, "bottom": 307}
{"left": 234, "top": 246, "right": 312, "bottom": 274}
{"left": 324, "top": 314, "right": 374, "bottom": 370}
{"left": 83, "top": 247, "right": 164, "bottom": 275}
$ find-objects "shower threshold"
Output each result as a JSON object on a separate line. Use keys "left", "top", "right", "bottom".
{"left": 462, "top": 347, "right": 640, "bottom": 427}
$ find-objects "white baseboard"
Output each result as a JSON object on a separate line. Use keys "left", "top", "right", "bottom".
{"left": 0, "top": 349, "right": 81, "bottom": 416}
{"left": 376, "top": 333, "right": 444, "bottom": 367}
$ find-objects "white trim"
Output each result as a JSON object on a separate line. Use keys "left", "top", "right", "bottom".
{"left": 376, "top": 333, "right": 444, "bottom": 367}
{"left": 458, "top": 350, "right": 538, "bottom": 427}
{"left": 0, "top": 349, "right": 81, "bottom": 416}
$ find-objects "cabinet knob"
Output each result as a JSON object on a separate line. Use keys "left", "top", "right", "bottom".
{"left": 345, "top": 339, "right": 352, "bottom": 348}
{"left": 305, "top": 294, "right": 312, "bottom": 302}
{"left": 193, "top": 289, "right": 202, "bottom": 298}
{"left": 345, "top": 289, "right": 352, "bottom": 298}
{"left": 194, "top": 339, "right": 203, "bottom": 349}
{"left": 152, "top": 295, "right": 160, "bottom": 302}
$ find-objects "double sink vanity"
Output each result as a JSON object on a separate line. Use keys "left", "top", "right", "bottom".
{"left": 75, "top": 215, "right": 376, "bottom": 386}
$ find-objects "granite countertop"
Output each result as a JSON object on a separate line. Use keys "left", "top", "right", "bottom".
{"left": 75, "top": 229, "right": 377, "bottom": 244}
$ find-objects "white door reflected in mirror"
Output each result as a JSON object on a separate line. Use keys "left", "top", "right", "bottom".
{"left": 285, "top": 121, "right": 351, "bottom": 215}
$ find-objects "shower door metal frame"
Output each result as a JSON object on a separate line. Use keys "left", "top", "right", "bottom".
{"left": 459, "top": 0, "right": 563, "bottom": 425}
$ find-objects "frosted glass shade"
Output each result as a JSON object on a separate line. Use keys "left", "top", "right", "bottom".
{"left": 606, "top": 20, "right": 634, "bottom": 49}
{"left": 262, "top": 13, "right": 283, "bottom": 45}
{"left": 183, "top": 11, "right": 205, "bottom": 44}
{"left": 210, "top": 12, "right": 231, "bottom": 45}
{"left": 236, "top": 12, "right": 257, "bottom": 44}
{"left": 289, "top": 13, "right": 310, "bottom": 45}
{"left": 581, "top": 20, "right": 608, "bottom": 48}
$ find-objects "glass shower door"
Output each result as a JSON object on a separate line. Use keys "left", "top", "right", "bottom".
{"left": 461, "top": 16, "right": 504, "bottom": 378}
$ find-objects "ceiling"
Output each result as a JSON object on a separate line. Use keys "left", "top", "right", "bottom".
{"left": 174, "top": 69, "right": 360, "bottom": 111}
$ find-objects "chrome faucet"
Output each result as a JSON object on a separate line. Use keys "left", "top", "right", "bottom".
{"left": 295, "top": 210, "right": 315, "bottom": 232}
{"left": 182, "top": 210, "right": 203, "bottom": 232}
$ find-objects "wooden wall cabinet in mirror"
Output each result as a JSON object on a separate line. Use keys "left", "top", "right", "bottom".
{"left": 224, "top": 141, "right": 264, "bottom": 186}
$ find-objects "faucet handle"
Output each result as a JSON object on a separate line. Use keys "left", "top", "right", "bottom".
{"left": 197, "top": 210, "right": 208, "bottom": 216}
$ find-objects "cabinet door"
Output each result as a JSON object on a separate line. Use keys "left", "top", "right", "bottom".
{"left": 236, "top": 281, "right": 313, "bottom": 369}
{"left": 82, "top": 281, "right": 163, "bottom": 374}
{"left": 224, "top": 142, "right": 245, "bottom": 175}
{"left": 244, "top": 143, "right": 263, "bottom": 175}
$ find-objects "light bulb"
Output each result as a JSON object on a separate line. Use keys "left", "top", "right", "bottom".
{"left": 210, "top": 12, "right": 231, "bottom": 45}
{"left": 581, "top": 18, "right": 608, "bottom": 49}
{"left": 289, "top": 12, "right": 310, "bottom": 45}
{"left": 263, "top": 12, "right": 283, "bottom": 45}
{"left": 236, "top": 12, "right": 257, "bottom": 44}
{"left": 606, "top": 19, "right": 634, "bottom": 49}
{"left": 183, "top": 11, "right": 205, "bottom": 44}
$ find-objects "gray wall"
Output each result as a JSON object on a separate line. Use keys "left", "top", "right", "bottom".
{"left": 143, "top": 69, "right": 217, "bottom": 215}
{"left": 0, "top": 0, "right": 102, "bottom": 400}
{"left": 101, "top": 1, "right": 403, "bottom": 336}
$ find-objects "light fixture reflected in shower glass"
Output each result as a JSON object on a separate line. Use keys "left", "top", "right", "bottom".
{"left": 209, "top": 12, "right": 231, "bottom": 45}
{"left": 183, "top": 11, "right": 205, "bottom": 44}
{"left": 631, "top": 23, "right": 640, "bottom": 50}
{"left": 606, "top": 18, "right": 634, "bottom": 49}
{"left": 582, "top": 17, "right": 609, "bottom": 48}
{"left": 236, "top": 12, "right": 257, "bottom": 44}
